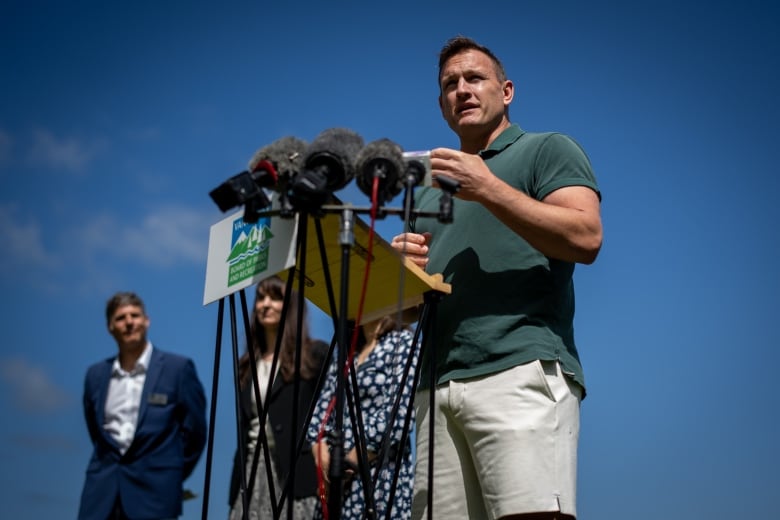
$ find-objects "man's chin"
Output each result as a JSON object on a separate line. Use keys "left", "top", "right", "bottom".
{"left": 453, "top": 116, "right": 482, "bottom": 129}
{"left": 119, "top": 337, "right": 146, "bottom": 350}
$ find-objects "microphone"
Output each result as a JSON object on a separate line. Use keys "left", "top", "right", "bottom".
{"left": 290, "top": 128, "right": 364, "bottom": 210}
{"left": 401, "top": 151, "right": 431, "bottom": 188}
{"left": 355, "top": 138, "right": 405, "bottom": 204}
{"left": 208, "top": 160, "right": 278, "bottom": 214}
{"left": 247, "top": 136, "right": 308, "bottom": 217}
{"left": 209, "top": 136, "right": 308, "bottom": 223}
{"left": 247, "top": 136, "right": 307, "bottom": 186}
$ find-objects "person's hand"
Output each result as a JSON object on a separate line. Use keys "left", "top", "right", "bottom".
{"left": 430, "top": 147, "right": 498, "bottom": 202}
{"left": 344, "top": 448, "right": 359, "bottom": 478}
{"left": 312, "top": 441, "right": 331, "bottom": 498}
{"left": 391, "top": 232, "right": 432, "bottom": 269}
{"left": 344, "top": 447, "right": 375, "bottom": 477}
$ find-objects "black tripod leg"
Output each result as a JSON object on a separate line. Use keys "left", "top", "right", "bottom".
{"left": 200, "top": 298, "right": 224, "bottom": 520}
{"left": 424, "top": 291, "right": 441, "bottom": 520}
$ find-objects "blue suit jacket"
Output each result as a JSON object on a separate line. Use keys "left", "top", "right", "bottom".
{"left": 78, "top": 346, "right": 207, "bottom": 520}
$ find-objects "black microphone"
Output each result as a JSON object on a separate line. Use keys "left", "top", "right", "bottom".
{"left": 209, "top": 160, "right": 278, "bottom": 214}
{"left": 209, "top": 136, "right": 308, "bottom": 223}
{"left": 401, "top": 151, "right": 430, "bottom": 188}
{"left": 290, "top": 128, "right": 364, "bottom": 210}
{"left": 355, "top": 138, "right": 405, "bottom": 204}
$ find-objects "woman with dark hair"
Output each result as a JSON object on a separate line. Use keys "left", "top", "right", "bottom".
{"left": 308, "top": 315, "right": 418, "bottom": 519}
{"left": 228, "top": 275, "right": 328, "bottom": 519}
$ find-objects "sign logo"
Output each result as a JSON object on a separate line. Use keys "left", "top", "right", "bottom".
{"left": 226, "top": 216, "right": 274, "bottom": 286}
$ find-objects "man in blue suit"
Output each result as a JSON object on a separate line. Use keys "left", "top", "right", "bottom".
{"left": 78, "top": 292, "right": 207, "bottom": 520}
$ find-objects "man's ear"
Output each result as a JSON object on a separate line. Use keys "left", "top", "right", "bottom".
{"left": 503, "top": 79, "right": 514, "bottom": 107}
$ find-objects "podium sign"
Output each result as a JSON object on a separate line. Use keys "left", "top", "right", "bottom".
{"left": 202, "top": 208, "right": 298, "bottom": 305}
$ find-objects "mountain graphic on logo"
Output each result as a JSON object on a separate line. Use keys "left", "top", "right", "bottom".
{"left": 226, "top": 224, "right": 274, "bottom": 263}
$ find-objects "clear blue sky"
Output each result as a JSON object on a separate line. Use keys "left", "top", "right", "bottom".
{"left": 1, "top": 1, "right": 778, "bottom": 519}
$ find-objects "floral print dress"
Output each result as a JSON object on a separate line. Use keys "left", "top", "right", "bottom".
{"left": 307, "top": 329, "right": 418, "bottom": 519}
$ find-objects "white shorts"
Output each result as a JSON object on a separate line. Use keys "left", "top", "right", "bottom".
{"left": 412, "top": 360, "right": 582, "bottom": 520}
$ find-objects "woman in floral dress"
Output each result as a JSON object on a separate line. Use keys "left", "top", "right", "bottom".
{"left": 308, "top": 315, "right": 418, "bottom": 519}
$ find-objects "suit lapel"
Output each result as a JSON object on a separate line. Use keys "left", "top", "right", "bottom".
{"left": 95, "top": 358, "right": 121, "bottom": 450}
{"left": 137, "top": 346, "right": 164, "bottom": 430}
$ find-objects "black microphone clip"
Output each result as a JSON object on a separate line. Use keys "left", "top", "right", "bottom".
{"left": 435, "top": 175, "right": 460, "bottom": 223}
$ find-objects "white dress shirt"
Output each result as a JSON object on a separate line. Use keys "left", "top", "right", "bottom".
{"left": 103, "top": 342, "right": 153, "bottom": 454}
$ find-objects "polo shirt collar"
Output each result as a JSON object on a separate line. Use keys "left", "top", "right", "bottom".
{"left": 479, "top": 124, "right": 525, "bottom": 158}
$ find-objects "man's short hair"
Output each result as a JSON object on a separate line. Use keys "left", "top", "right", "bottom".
{"left": 438, "top": 35, "right": 507, "bottom": 87}
{"left": 105, "top": 292, "right": 146, "bottom": 325}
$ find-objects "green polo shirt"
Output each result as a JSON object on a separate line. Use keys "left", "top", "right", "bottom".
{"left": 414, "top": 124, "right": 599, "bottom": 392}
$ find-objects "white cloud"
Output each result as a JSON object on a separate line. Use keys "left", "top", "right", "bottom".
{"left": 27, "top": 128, "right": 104, "bottom": 174}
{"left": 0, "top": 204, "right": 56, "bottom": 269}
{"left": 0, "top": 357, "right": 72, "bottom": 413}
{"left": 77, "top": 205, "right": 212, "bottom": 267}
{"left": 0, "top": 202, "right": 214, "bottom": 292}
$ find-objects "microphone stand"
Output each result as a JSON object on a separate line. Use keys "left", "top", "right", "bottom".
{"left": 203, "top": 189, "right": 453, "bottom": 520}
{"left": 321, "top": 178, "right": 455, "bottom": 519}
{"left": 327, "top": 207, "right": 355, "bottom": 518}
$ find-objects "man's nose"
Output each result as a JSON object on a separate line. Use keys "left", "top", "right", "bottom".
{"left": 455, "top": 77, "right": 470, "bottom": 95}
